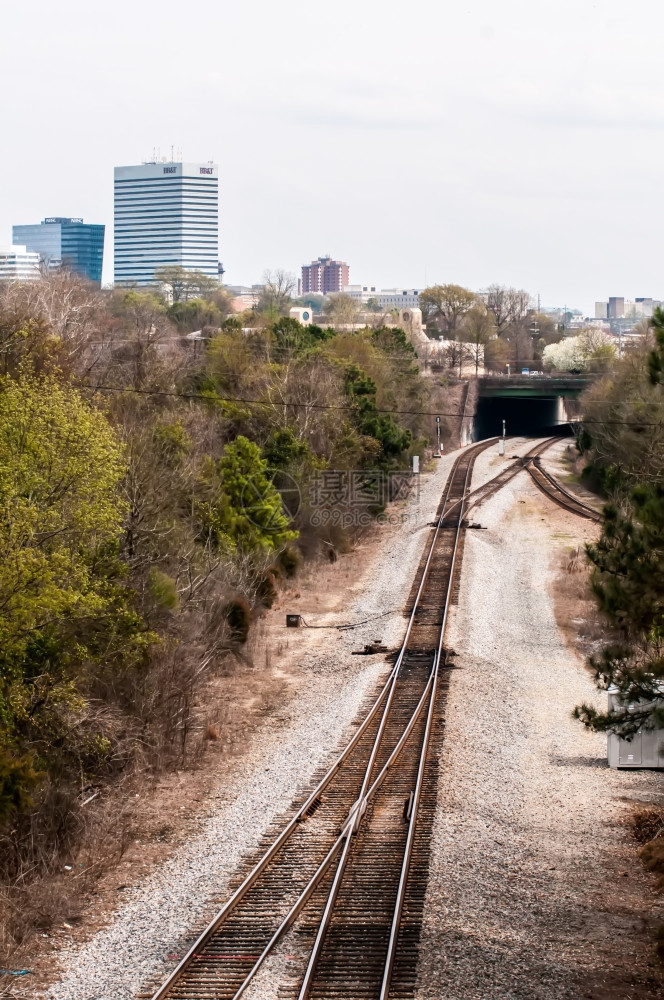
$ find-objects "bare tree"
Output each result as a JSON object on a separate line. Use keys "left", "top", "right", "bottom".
{"left": 461, "top": 303, "right": 496, "bottom": 375}
{"left": 99, "top": 289, "right": 178, "bottom": 388}
{"left": 485, "top": 284, "right": 531, "bottom": 333}
{"left": 439, "top": 338, "right": 469, "bottom": 375}
{"left": 154, "top": 266, "right": 219, "bottom": 303}
{"left": 324, "top": 293, "right": 359, "bottom": 327}
{"left": 0, "top": 270, "right": 105, "bottom": 375}
{"left": 257, "top": 269, "right": 296, "bottom": 317}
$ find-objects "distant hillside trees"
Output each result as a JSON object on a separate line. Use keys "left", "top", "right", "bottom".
{"left": 419, "top": 284, "right": 476, "bottom": 337}
{"left": 418, "top": 282, "right": 564, "bottom": 368}
{"left": 0, "top": 270, "right": 427, "bottom": 901}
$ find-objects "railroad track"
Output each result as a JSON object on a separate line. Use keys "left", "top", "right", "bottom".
{"left": 141, "top": 437, "right": 496, "bottom": 1000}
{"left": 463, "top": 435, "right": 561, "bottom": 515}
{"left": 463, "top": 436, "right": 602, "bottom": 524}
{"left": 524, "top": 457, "right": 602, "bottom": 522}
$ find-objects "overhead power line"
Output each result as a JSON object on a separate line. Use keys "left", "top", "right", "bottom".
{"left": 77, "top": 382, "right": 461, "bottom": 417}
{"left": 75, "top": 381, "right": 664, "bottom": 427}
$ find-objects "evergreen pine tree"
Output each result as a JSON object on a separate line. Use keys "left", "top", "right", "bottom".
{"left": 576, "top": 314, "right": 664, "bottom": 735}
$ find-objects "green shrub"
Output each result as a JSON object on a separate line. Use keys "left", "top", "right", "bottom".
{"left": 263, "top": 428, "right": 309, "bottom": 469}
{"left": 0, "top": 753, "right": 41, "bottom": 825}
{"left": 148, "top": 568, "right": 180, "bottom": 610}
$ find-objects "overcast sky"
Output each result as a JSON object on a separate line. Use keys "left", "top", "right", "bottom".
{"left": 2, "top": 0, "right": 663, "bottom": 313}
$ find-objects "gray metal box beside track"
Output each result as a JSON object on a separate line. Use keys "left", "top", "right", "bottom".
{"left": 607, "top": 687, "right": 664, "bottom": 769}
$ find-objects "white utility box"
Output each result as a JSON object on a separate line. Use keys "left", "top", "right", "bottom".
{"left": 607, "top": 686, "right": 664, "bottom": 769}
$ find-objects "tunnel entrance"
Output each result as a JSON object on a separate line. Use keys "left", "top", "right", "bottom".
{"left": 474, "top": 395, "right": 565, "bottom": 439}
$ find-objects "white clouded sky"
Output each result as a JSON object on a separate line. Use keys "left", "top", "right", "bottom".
{"left": 2, "top": 0, "right": 663, "bottom": 312}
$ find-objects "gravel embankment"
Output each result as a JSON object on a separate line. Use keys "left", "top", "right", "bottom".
{"left": 415, "top": 462, "right": 663, "bottom": 999}
{"left": 45, "top": 445, "right": 469, "bottom": 1000}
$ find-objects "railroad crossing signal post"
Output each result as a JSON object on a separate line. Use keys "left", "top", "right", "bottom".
{"left": 499, "top": 419, "right": 506, "bottom": 455}
{"left": 434, "top": 415, "right": 442, "bottom": 457}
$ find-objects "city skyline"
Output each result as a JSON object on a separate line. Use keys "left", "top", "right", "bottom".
{"left": 3, "top": 0, "right": 664, "bottom": 314}
{"left": 2, "top": 195, "right": 662, "bottom": 321}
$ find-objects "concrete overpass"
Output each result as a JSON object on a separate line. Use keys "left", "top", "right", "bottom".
{"left": 472, "top": 375, "right": 590, "bottom": 439}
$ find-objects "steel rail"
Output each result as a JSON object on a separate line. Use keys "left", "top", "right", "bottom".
{"left": 379, "top": 438, "right": 476, "bottom": 999}
{"left": 439, "top": 436, "right": 559, "bottom": 522}
{"left": 462, "top": 435, "right": 562, "bottom": 517}
{"left": 293, "top": 443, "right": 484, "bottom": 1000}
{"left": 231, "top": 673, "right": 437, "bottom": 999}
{"left": 230, "top": 435, "right": 594, "bottom": 1000}
{"left": 296, "top": 443, "right": 487, "bottom": 1000}
{"left": 347, "top": 435, "right": 488, "bottom": 832}
{"left": 149, "top": 438, "right": 495, "bottom": 1000}
{"left": 148, "top": 664, "right": 399, "bottom": 1000}
{"left": 527, "top": 459, "right": 602, "bottom": 521}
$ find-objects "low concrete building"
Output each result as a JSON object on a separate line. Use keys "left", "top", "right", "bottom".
{"left": 344, "top": 285, "right": 422, "bottom": 309}
{"left": 0, "top": 245, "right": 40, "bottom": 281}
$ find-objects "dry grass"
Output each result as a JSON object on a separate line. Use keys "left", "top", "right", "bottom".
{"left": 641, "top": 837, "right": 664, "bottom": 886}
{"left": 552, "top": 545, "right": 607, "bottom": 660}
{"left": 631, "top": 807, "right": 664, "bottom": 891}
{"left": 0, "top": 791, "right": 135, "bottom": 984}
{"left": 552, "top": 544, "right": 664, "bottom": 975}
{"left": 629, "top": 807, "right": 664, "bottom": 963}
{"left": 631, "top": 807, "right": 664, "bottom": 846}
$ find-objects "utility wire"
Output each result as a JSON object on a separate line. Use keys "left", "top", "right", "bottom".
{"left": 298, "top": 609, "right": 399, "bottom": 631}
{"left": 76, "top": 381, "right": 481, "bottom": 418}
{"left": 76, "top": 381, "right": 664, "bottom": 427}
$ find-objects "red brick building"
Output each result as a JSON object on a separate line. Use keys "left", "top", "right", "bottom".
{"left": 301, "top": 256, "right": 349, "bottom": 295}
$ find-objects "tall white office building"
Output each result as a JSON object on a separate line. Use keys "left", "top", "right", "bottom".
{"left": 114, "top": 161, "right": 219, "bottom": 285}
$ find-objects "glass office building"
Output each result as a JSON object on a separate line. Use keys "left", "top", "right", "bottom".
{"left": 114, "top": 162, "right": 219, "bottom": 285}
{"left": 12, "top": 218, "right": 105, "bottom": 285}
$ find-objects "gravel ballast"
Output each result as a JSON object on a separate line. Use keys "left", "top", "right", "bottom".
{"left": 416, "top": 456, "right": 663, "bottom": 999}
{"left": 45, "top": 445, "right": 473, "bottom": 1000}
